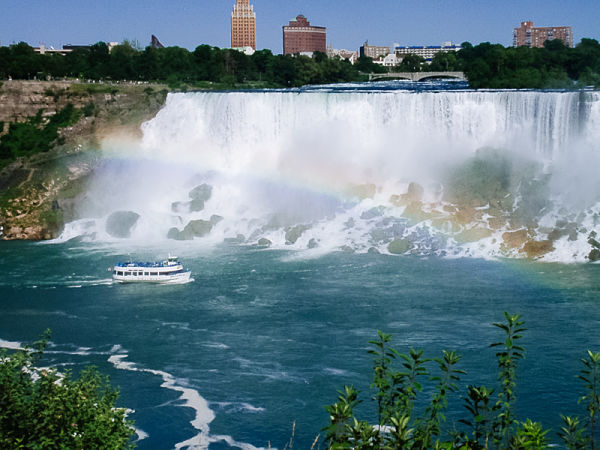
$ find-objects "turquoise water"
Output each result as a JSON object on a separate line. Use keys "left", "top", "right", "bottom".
{"left": 1, "top": 241, "right": 600, "bottom": 448}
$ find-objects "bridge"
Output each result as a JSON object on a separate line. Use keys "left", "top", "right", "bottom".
{"left": 367, "top": 71, "right": 466, "bottom": 82}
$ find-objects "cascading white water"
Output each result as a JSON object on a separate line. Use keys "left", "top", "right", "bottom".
{"left": 60, "top": 87, "right": 600, "bottom": 262}
{"left": 140, "top": 90, "right": 582, "bottom": 185}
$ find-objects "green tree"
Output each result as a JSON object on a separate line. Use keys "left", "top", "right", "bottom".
{"left": 109, "top": 42, "right": 138, "bottom": 80}
{"left": 0, "top": 331, "right": 135, "bottom": 449}
{"left": 428, "top": 51, "right": 459, "bottom": 72}
{"left": 396, "top": 54, "right": 425, "bottom": 72}
{"left": 86, "top": 42, "right": 110, "bottom": 79}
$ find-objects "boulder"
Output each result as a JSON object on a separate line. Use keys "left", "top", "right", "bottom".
{"left": 188, "top": 184, "right": 213, "bottom": 212}
{"left": 285, "top": 224, "right": 310, "bottom": 245}
{"left": 167, "top": 227, "right": 185, "bottom": 240}
{"left": 522, "top": 239, "right": 554, "bottom": 259}
{"left": 182, "top": 219, "right": 213, "bottom": 239}
{"left": 257, "top": 238, "right": 272, "bottom": 247}
{"left": 105, "top": 211, "right": 140, "bottom": 238}
{"left": 589, "top": 249, "right": 600, "bottom": 262}
{"left": 360, "top": 206, "right": 386, "bottom": 220}
{"left": 388, "top": 238, "right": 412, "bottom": 255}
{"left": 502, "top": 229, "right": 528, "bottom": 249}
{"left": 404, "top": 182, "right": 424, "bottom": 202}
{"left": 210, "top": 215, "right": 224, "bottom": 225}
{"left": 171, "top": 201, "right": 189, "bottom": 214}
{"left": 308, "top": 238, "right": 319, "bottom": 249}
{"left": 390, "top": 182, "right": 424, "bottom": 206}
{"left": 367, "top": 247, "right": 380, "bottom": 254}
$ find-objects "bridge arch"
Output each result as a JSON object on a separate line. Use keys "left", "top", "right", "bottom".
{"left": 367, "top": 71, "right": 466, "bottom": 82}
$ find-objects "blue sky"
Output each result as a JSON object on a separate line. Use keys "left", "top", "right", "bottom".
{"left": 2, "top": 0, "right": 598, "bottom": 53}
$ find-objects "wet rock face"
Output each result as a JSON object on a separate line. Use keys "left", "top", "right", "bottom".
{"left": 105, "top": 211, "right": 140, "bottom": 238}
{"left": 2, "top": 225, "right": 48, "bottom": 240}
{"left": 188, "top": 184, "right": 213, "bottom": 212}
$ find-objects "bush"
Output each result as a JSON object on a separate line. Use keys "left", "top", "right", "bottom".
{"left": 0, "top": 104, "right": 82, "bottom": 166}
{"left": 0, "top": 331, "right": 136, "bottom": 448}
{"left": 324, "top": 313, "right": 597, "bottom": 449}
{"left": 82, "top": 101, "right": 96, "bottom": 117}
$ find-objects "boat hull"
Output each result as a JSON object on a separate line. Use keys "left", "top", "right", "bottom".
{"left": 113, "top": 270, "right": 192, "bottom": 284}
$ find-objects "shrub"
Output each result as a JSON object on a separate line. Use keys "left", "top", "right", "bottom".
{"left": 0, "top": 331, "right": 136, "bottom": 448}
{"left": 324, "top": 313, "right": 599, "bottom": 449}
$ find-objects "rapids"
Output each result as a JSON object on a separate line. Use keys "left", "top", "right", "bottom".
{"left": 58, "top": 82, "right": 600, "bottom": 262}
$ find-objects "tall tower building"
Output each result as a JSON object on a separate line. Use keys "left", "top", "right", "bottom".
{"left": 231, "top": 0, "right": 256, "bottom": 50}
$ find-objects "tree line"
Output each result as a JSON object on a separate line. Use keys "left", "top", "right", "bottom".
{"left": 0, "top": 41, "right": 378, "bottom": 88}
{"left": 0, "top": 39, "right": 599, "bottom": 89}
{"left": 393, "top": 39, "right": 600, "bottom": 89}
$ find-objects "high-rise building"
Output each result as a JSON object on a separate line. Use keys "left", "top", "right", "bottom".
{"left": 513, "top": 21, "right": 573, "bottom": 48}
{"left": 231, "top": 0, "right": 256, "bottom": 50}
{"left": 283, "top": 15, "right": 326, "bottom": 55}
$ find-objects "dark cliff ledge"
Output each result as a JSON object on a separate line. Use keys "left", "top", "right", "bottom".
{"left": 0, "top": 80, "right": 168, "bottom": 240}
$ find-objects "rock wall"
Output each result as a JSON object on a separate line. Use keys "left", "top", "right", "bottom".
{"left": 0, "top": 80, "right": 168, "bottom": 240}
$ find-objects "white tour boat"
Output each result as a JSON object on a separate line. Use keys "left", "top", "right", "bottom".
{"left": 112, "top": 255, "right": 192, "bottom": 284}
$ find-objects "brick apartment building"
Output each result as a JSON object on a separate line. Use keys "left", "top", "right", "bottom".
{"left": 513, "top": 21, "right": 573, "bottom": 48}
{"left": 283, "top": 15, "right": 326, "bottom": 55}
{"left": 359, "top": 42, "right": 391, "bottom": 60}
{"left": 231, "top": 0, "right": 256, "bottom": 50}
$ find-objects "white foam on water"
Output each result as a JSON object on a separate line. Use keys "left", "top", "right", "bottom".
{"left": 0, "top": 338, "right": 24, "bottom": 350}
{"left": 108, "top": 350, "right": 266, "bottom": 449}
{"left": 134, "top": 428, "right": 149, "bottom": 442}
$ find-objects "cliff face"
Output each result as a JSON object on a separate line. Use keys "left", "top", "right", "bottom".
{"left": 0, "top": 80, "right": 168, "bottom": 240}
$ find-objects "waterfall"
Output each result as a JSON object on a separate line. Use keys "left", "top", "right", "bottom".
{"left": 59, "top": 87, "right": 600, "bottom": 262}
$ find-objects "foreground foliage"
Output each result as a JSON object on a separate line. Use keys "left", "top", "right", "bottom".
{"left": 0, "top": 331, "right": 135, "bottom": 449}
{"left": 324, "top": 313, "right": 598, "bottom": 449}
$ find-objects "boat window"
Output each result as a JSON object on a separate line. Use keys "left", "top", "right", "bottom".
{"left": 117, "top": 271, "right": 123, "bottom": 276}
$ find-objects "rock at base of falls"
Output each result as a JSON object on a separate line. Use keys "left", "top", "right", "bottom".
{"left": 105, "top": 211, "right": 140, "bottom": 238}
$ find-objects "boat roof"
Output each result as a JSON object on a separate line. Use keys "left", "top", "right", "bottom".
{"left": 114, "top": 260, "right": 181, "bottom": 268}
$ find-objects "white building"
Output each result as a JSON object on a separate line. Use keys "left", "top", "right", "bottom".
{"left": 394, "top": 42, "right": 461, "bottom": 62}
{"left": 326, "top": 45, "right": 358, "bottom": 64}
{"left": 372, "top": 53, "right": 399, "bottom": 67}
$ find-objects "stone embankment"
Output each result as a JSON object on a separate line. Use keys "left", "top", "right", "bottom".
{"left": 0, "top": 80, "right": 168, "bottom": 240}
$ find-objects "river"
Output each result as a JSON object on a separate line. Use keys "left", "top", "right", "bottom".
{"left": 1, "top": 81, "right": 600, "bottom": 448}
